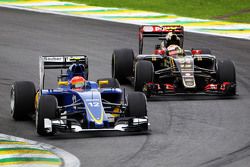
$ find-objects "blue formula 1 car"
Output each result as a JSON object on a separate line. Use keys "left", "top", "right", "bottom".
{"left": 10, "top": 55, "right": 149, "bottom": 136}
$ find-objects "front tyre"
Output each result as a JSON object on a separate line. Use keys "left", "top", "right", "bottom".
{"left": 36, "top": 95, "right": 58, "bottom": 136}
{"left": 216, "top": 60, "right": 236, "bottom": 95}
{"left": 126, "top": 92, "right": 147, "bottom": 118}
{"left": 134, "top": 60, "right": 154, "bottom": 91}
{"left": 10, "top": 81, "right": 36, "bottom": 120}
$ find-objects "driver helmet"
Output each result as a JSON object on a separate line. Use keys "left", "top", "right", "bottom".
{"left": 166, "top": 44, "right": 184, "bottom": 57}
{"left": 165, "top": 32, "right": 180, "bottom": 47}
{"left": 70, "top": 76, "right": 86, "bottom": 90}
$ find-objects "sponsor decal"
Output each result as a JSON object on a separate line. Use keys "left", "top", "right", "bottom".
{"left": 153, "top": 26, "right": 162, "bottom": 32}
{"left": 43, "top": 57, "right": 63, "bottom": 62}
{"left": 185, "top": 58, "right": 191, "bottom": 63}
{"left": 184, "top": 78, "right": 194, "bottom": 82}
{"left": 186, "top": 81, "right": 195, "bottom": 86}
{"left": 152, "top": 56, "right": 157, "bottom": 61}
{"left": 162, "top": 26, "right": 179, "bottom": 31}
{"left": 85, "top": 98, "right": 100, "bottom": 102}
{"left": 143, "top": 26, "right": 154, "bottom": 32}
{"left": 67, "top": 56, "right": 85, "bottom": 61}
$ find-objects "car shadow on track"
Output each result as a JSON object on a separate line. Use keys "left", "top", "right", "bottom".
{"left": 147, "top": 94, "right": 239, "bottom": 102}
{"left": 121, "top": 85, "right": 239, "bottom": 102}
{"left": 44, "top": 130, "right": 151, "bottom": 140}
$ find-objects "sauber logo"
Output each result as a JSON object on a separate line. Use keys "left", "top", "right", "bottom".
{"left": 43, "top": 57, "right": 63, "bottom": 62}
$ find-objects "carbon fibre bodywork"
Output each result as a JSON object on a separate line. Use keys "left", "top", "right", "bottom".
{"left": 112, "top": 25, "right": 236, "bottom": 97}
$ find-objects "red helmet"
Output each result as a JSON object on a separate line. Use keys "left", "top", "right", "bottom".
{"left": 70, "top": 76, "right": 86, "bottom": 89}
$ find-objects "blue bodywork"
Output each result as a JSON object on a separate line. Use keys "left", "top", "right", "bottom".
{"left": 41, "top": 63, "right": 123, "bottom": 129}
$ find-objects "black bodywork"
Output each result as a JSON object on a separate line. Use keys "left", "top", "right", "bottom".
{"left": 112, "top": 25, "right": 236, "bottom": 97}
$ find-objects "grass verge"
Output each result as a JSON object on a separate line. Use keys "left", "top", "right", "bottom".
{"left": 66, "top": 0, "right": 250, "bottom": 23}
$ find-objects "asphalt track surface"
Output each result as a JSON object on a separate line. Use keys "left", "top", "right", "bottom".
{"left": 1, "top": 7, "right": 250, "bottom": 167}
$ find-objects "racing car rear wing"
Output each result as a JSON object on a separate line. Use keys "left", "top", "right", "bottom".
{"left": 41, "top": 55, "right": 87, "bottom": 69}
{"left": 139, "top": 25, "right": 184, "bottom": 54}
{"left": 39, "top": 55, "right": 88, "bottom": 90}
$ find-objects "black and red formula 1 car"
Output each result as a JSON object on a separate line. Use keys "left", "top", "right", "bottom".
{"left": 112, "top": 25, "right": 236, "bottom": 97}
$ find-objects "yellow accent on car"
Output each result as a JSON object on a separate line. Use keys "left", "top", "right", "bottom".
{"left": 112, "top": 107, "right": 120, "bottom": 117}
{"left": 170, "top": 57, "right": 175, "bottom": 67}
{"left": 58, "top": 81, "right": 68, "bottom": 86}
{"left": 98, "top": 80, "right": 109, "bottom": 87}
{"left": 69, "top": 57, "right": 81, "bottom": 61}
{"left": 89, "top": 110, "right": 104, "bottom": 124}
{"left": 85, "top": 104, "right": 104, "bottom": 124}
{"left": 111, "top": 114, "right": 120, "bottom": 118}
{"left": 35, "top": 92, "right": 39, "bottom": 110}
{"left": 113, "top": 107, "right": 120, "bottom": 113}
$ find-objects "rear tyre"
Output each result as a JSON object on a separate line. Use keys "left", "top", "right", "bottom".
{"left": 36, "top": 95, "right": 58, "bottom": 136}
{"left": 10, "top": 81, "right": 36, "bottom": 120}
{"left": 134, "top": 60, "right": 154, "bottom": 91}
{"left": 97, "top": 78, "right": 120, "bottom": 88}
{"left": 112, "top": 48, "right": 134, "bottom": 83}
{"left": 216, "top": 60, "right": 236, "bottom": 95}
{"left": 126, "top": 92, "right": 147, "bottom": 118}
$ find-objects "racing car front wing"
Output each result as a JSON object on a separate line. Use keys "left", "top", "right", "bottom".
{"left": 143, "top": 81, "right": 236, "bottom": 96}
{"left": 44, "top": 117, "right": 149, "bottom": 133}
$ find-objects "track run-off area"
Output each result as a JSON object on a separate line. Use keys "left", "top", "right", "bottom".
{"left": 0, "top": 0, "right": 250, "bottom": 40}
{"left": 0, "top": 1, "right": 250, "bottom": 167}
{"left": 0, "top": 133, "right": 79, "bottom": 166}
